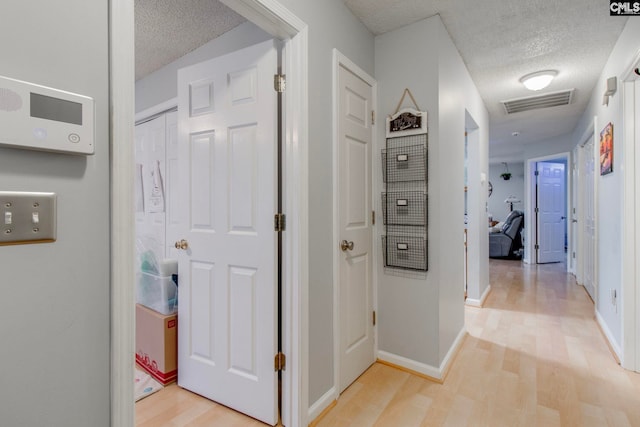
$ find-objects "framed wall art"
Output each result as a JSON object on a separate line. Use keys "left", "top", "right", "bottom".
{"left": 600, "top": 122, "right": 613, "bottom": 176}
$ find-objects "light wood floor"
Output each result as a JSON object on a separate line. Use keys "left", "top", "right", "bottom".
{"left": 136, "top": 259, "right": 640, "bottom": 426}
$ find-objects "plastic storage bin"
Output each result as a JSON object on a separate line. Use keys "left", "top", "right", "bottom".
{"left": 137, "top": 271, "right": 178, "bottom": 315}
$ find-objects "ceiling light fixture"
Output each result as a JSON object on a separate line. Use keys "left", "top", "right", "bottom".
{"left": 520, "top": 70, "right": 557, "bottom": 91}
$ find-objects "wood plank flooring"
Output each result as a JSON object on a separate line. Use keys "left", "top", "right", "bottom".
{"left": 136, "top": 259, "right": 640, "bottom": 426}
{"left": 316, "top": 260, "right": 640, "bottom": 426}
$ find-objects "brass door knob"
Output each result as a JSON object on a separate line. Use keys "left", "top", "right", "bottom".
{"left": 175, "top": 239, "right": 189, "bottom": 250}
{"left": 340, "top": 240, "right": 354, "bottom": 252}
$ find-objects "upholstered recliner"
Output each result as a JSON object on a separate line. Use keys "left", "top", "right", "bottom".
{"left": 489, "top": 210, "right": 524, "bottom": 259}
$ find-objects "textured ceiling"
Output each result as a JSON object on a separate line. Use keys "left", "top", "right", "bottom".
{"left": 135, "top": 0, "right": 245, "bottom": 80}
{"left": 136, "top": 0, "right": 628, "bottom": 162}
{"left": 344, "top": 0, "right": 628, "bottom": 163}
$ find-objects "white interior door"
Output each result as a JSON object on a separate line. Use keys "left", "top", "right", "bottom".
{"left": 338, "top": 63, "right": 375, "bottom": 392}
{"left": 176, "top": 40, "right": 278, "bottom": 425}
{"left": 583, "top": 138, "right": 596, "bottom": 300}
{"left": 536, "top": 162, "right": 566, "bottom": 263}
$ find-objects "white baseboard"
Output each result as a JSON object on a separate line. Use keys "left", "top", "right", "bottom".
{"left": 596, "top": 310, "right": 623, "bottom": 359}
{"left": 378, "top": 326, "right": 467, "bottom": 381}
{"left": 441, "top": 327, "right": 467, "bottom": 374}
{"left": 307, "top": 386, "right": 337, "bottom": 423}
{"left": 466, "top": 284, "right": 491, "bottom": 307}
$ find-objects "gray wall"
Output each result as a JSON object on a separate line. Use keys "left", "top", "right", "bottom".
{"left": 0, "top": 1, "right": 110, "bottom": 426}
{"left": 275, "top": 0, "right": 376, "bottom": 404}
{"left": 375, "top": 16, "right": 488, "bottom": 369}
{"left": 488, "top": 162, "right": 525, "bottom": 221}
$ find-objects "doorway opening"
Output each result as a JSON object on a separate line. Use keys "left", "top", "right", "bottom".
{"left": 110, "top": 1, "right": 309, "bottom": 426}
{"left": 524, "top": 153, "right": 570, "bottom": 267}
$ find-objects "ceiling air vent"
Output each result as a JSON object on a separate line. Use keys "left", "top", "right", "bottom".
{"left": 501, "top": 89, "right": 574, "bottom": 114}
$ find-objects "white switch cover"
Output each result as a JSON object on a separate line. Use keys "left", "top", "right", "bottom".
{"left": 0, "top": 191, "right": 56, "bottom": 245}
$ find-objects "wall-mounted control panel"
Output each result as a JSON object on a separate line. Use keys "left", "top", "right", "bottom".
{"left": 0, "top": 75, "right": 94, "bottom": 155}
{"left": 0, "top": 191, "right": 56, "bottom": 245}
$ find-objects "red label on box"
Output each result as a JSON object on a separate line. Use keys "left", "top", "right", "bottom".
{"left": 167, "top": 319, "right": 176, "bottom": 328}
{"left": 136, "top": 353, "right": 177, "bottom": 385}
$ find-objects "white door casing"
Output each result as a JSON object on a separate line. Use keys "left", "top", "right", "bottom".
{"left": 336, "top": 59, "right": 375, "bottom": 393}
{"left": 176, "top": 40, "right": 278, "bottom": 425}
{"left": 536, "top": 162, "right": 566, "bottom": 264}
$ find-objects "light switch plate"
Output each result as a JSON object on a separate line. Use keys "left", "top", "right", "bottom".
{"left": 0, "top": 191, "right": 56, "bottom": 245}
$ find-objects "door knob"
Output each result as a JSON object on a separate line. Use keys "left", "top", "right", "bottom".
{"left": 175, "top": 239, "right": 189, "bottom": 250}
{"left": 340, "top": 240, "right": 354, "bottom": 252}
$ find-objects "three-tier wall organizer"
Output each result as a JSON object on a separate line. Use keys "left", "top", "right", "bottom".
{"left": 382, "top": 89, "right": 428, "bottom": 271}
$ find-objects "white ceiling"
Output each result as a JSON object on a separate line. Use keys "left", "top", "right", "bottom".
{"left": 135, "top": 0, "right": 245, "bottom": 80}
{"left": 135, "top": 0, "right": 628, "bottom": 162}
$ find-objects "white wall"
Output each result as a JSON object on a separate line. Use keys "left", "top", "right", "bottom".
{"left": 375, "top": 15, "right": 488, "bottom": 371}
{"left": 136, "top": 21, "right": 271, "bottom": 113}
{"left": 0, "top": 1, "right": 111, "bottom": 426}
{"left": 572, "top": 18, "right": 640, "bottom": 354}
{"left": 488, "top": 163, "right": 525, "bottom": 221}
{"left": 436, "top": 19, "right": 489, "bottom": 354}
{"left": 524, "top": 133, "right": 575, "bottom": 161}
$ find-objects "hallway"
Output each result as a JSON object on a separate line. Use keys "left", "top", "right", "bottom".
{"left": 315, "top": 260, "right": 640, "bottom": 426}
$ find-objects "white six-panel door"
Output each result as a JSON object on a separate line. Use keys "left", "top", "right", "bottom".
{"left": 537, "top": 162, "right": 566, "bottom": 264}
{"left": 338, "top": 63, "right": 375, "bottom": 393}
{"left": 176, "top": 40, "right": 278, "bottom": 425}
{"left": 583, "top": 138, "right": 596, "bottom": 301}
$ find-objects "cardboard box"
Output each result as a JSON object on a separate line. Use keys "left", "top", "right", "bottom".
{"left": 135, "top": 303, "right": 177, "bottom": 385}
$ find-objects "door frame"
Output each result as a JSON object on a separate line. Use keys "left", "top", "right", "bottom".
{"left": 330, "top": 49, "right": 377, "bottom": 410}
{"left": 622, "top": 51, "right": 640, "bottom": 372}
{"left": 524, "top": 152, "right": 570, "bottom": 266}
{"left": 109, "top": 1, "right": 310, "bottom": 426}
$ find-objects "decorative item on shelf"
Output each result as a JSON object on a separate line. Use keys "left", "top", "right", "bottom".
{"left": 386, "top": 88, "right": 427, "bottom": 138}
{"left": 500, "top": 162, "right": 511, "bottom": 180}
{"left": 381, "top": 88, "right": 428, "bottom": 272}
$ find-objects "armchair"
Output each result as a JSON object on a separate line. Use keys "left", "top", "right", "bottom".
{"left": 489, "top": 210, "right": 524, "bottom": 259}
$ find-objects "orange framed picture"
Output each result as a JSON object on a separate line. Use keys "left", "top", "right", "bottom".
{"left": 600, "top": 122, "right": 613, "bottom": 176}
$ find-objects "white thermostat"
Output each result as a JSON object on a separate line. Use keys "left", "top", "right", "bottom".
{"left": 0, "top": 75, "right": 94, "bottom": 155}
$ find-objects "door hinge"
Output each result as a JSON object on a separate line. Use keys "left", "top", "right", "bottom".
{"left": 535, "top": 244, "right": 540, "bottom": 250}
{"left": 371, "top": 110, "right": 375, "bottom": 125}
{"left": 274, "top": 352, "right": 286, "bottom": 371}
{"left": 535, "top": 207, "right": 539, "bottom": 213}
{"left": 373, "top": 310, "right": 376, "bottom": 326}
{"left": 372, "top": 210, "right": 376, "bottom": 225}
{"left": 534, "top": 170, "right": 539, "bottom": 176}
{"left": 274, "top": 74, "right": 286, "bottom": 93}
{"left": 274, "top": 213, "right": 286, "bottom": 232}
{"left": 573, "top": 251, "right": 576, "bottom": 259}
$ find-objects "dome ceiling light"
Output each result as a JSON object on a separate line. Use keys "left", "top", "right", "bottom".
{"left": 520, "top": 70, "right": 557, "bottom": 91}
